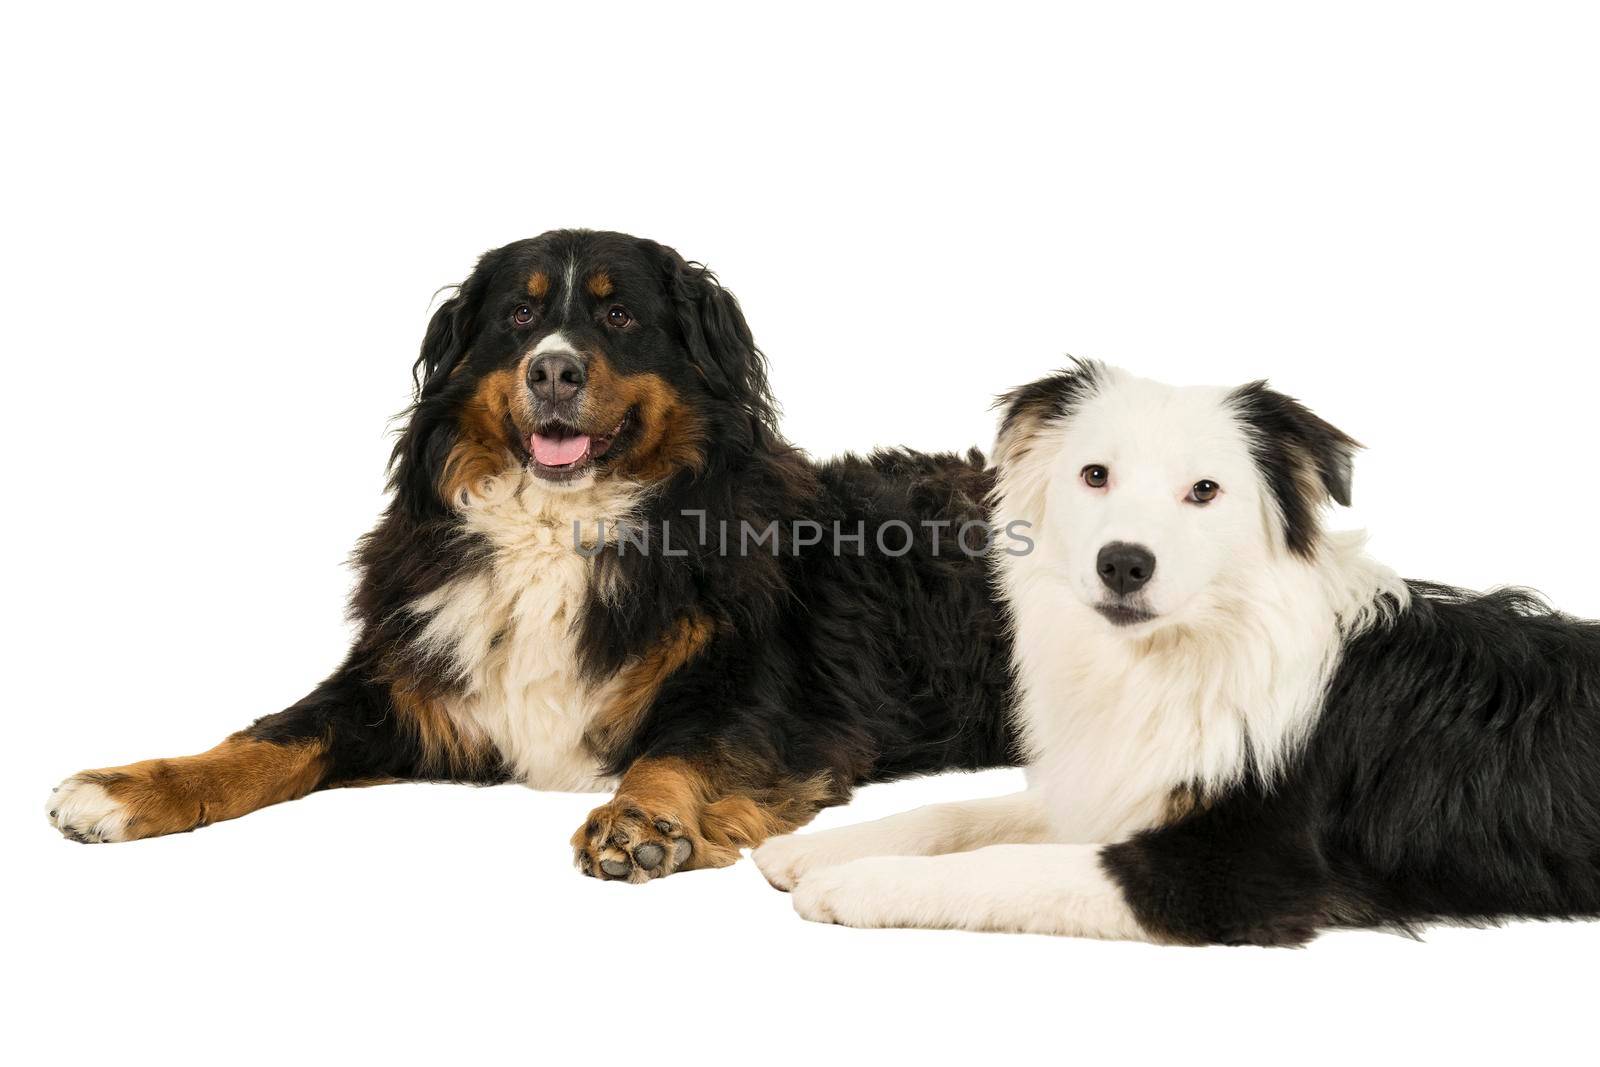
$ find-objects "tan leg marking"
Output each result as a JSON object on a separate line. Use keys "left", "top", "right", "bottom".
{"left": 583, "top": 616, "right": 714, "bottom": 761}
{"left": 572, "top": 756, "right": 837, "bottom": 883}
{"left": 387, "top": 680, "right": 499, "bottom": 780}
{"left": 48, "top": 735, "right": 327, "bottom": 843}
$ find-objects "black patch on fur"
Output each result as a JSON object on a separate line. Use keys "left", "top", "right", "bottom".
{"left": 244, "top": 656, "right": 512, "bottom": 788}
{"left": 1102, "top": 582, "right": 1600, "bottom": 945}
{"left": 664, "top": 251, "right": 782, "bottom": 449}
{"left": 393, "top": 250, "right": 506, "bottom": 522}
{"left": 1227, "top": 381, "right": 1360, "bottom": 558}
{"left": 994, "top": 357, "right": 1105, "bottom": 445}
{"left": 595, "top": 445, "right": 1019, "bottom": 785}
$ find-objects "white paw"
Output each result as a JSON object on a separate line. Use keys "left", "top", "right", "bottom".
{"left": 753, "top": 828, "right": 895, "bottom": 890}
{"left": 753, "top": 830, "right": 866, "bottom": 891}
{"left": 791, "top": 856, "right": 924, "bottom": 928}
{"left": 47, "top": 776, "right": 132, "bottom": 843}
{"left": 752, "top": 832, "right": 819, "bottom": 891}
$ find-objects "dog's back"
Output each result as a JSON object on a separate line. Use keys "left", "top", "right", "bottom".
{"left": 811, "top": 449, "right": 1019, "bottom": 781}
{"left": 1305, "top": 582, "right": 1600, "bottom": 923}
{"left": 634, "top": 447, "right": 1021, "bottom": 792}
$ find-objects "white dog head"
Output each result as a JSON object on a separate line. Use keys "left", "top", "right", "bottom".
{"left": 993, "top": 361, "right": 1357, "bottom": 635}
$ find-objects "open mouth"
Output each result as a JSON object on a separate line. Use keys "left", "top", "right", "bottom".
{"left": 525, "top": 414, "right": 629, "bottom": 482}
{"left": 1095, "top": 602, "right": 1156, "bottom": 627}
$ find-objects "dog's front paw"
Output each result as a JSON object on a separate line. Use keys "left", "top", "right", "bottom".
{"left": 572, "top": 798, "right": 694, "bottom": 883}
{"left": 753, "top": 831, "right": 835, "bottom": 891}
{"left": 790, "top": 856, "right": 921, "bottom": 927}
{"left": 754, "top": 824, "right": 911, "bottom": 891}
{"left": 47, "top": 774, "right": 133, "bottom": 843}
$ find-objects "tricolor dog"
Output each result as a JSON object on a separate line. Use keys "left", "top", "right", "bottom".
{"left": 46, "top": 230, "right": 1020, "bottom": 880}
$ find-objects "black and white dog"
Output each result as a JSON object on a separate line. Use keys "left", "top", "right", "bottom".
{"left": 756, "top": 361, "right": 1600, "bottom": 944}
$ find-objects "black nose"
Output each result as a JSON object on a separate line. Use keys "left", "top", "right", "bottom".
{"left": 527, "top": 353, "right": 585, "bottom": 403}
{"left": 1097, "top": 542, "right": 1156, "bottom": 595}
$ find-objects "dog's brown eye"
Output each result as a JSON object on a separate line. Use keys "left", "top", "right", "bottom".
{"left": 1188, "top": 480, "right": 1220, "bottom": 504}
{"left": 512, "top": 304, "right": 536, "bottom": 327}
{"left": 1082, "top": 465, "right": 1109, "bottom": 488}
{"left": 606, "top": 305, "right": 632, "bottom": 328}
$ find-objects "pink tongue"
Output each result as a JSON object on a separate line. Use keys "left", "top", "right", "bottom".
{"left": 531, "top": 433, "right": 591, "bottom": 467}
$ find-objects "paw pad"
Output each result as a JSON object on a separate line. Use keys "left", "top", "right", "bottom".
{"left": 572, "top": 801, "right": 694, "bottom": 883}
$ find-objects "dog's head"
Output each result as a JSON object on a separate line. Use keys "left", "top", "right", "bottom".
{"left": 994, "top": 361, "right": 1358, "bottom": 634}
{"left": 395, "top": 230, "right": 778, "bottom": 512}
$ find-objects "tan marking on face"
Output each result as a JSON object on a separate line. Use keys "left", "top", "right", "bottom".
{"left": 72, "top": 735, "right": 327, "bottom": 840}
{"left": 585, "top": 615, "right": 715, "bottom": 760}
{"left": 527, "top": 271, "right": 550, "bottom": 299}
{"left": 571, "top": 755, "right": 839, "bottom": 880}
{"left": 586, "top": 271, "right": 614, "bottom": 299}
{"left": 440, "top": 367, "right": 527, "bottom": 506}
{"left": 581, "top": 352, "right": 706, "bottom": 485}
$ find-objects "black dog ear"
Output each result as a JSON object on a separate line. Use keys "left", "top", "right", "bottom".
{"left": 659, "top": 246, "right": 780, "bottom": 440}
{"left": 411, "top": 245, "right": 509, "bottom": 397}
{"left": 390, "top": 257, "right": 498, "bottom": 517}
{"left": 412, "top": 288, "right": 474, "bottom": 398}
{"left": 1229, "top": 381, "right": 1360, "bottom": 556}
{"left": 992, "top": 357, "right": 1107, "bottom": 471}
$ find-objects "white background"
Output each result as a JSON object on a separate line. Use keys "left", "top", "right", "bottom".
{"left": 6, "top": 2, "right": 1598, "bottom": 1063}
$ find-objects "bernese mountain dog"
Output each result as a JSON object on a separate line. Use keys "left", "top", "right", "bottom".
{"left": 758, "top": 361, "right": 1600, "bottom": 942}
{"left": 46, "top": 230, "right": 1018, "bottom": 882}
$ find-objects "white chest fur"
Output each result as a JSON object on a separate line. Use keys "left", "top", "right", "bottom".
{"left": 1006, "top": 532, "right": 1405, "bottom": 844}
{"left": 409, "top": 472, "right": 641, "bottom": 791}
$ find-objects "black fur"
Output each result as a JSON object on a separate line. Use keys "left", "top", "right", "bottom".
{"left": 995, "top": 357, "right": 1105, "bottom": 444}
{"left": 1098, "top": 538, "right": 1600, "bottom": 942}
{"left": 1228, "top": 381, "right": 1359, "bottom": 557}
{"left": 214, "top": 230, "right": 1018, "bottom": 841}
{"left": 604, "top": 446, "right": 1018, "bottom": 785}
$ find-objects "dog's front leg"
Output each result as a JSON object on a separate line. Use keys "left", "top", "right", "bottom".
{"left": 753, "top": 790, "right": 1052, "bottom": 890}
{"left": 46, "top": 662, "right": 502, "bottom": 843}
{"left": 572, "top": 754, "right": 840, "bottom": 883}
{"left": 788, "top": 843, "right": 1156, "bottom": 941}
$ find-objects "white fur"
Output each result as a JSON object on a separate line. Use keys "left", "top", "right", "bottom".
{"left": 791, "top": 844, "right": 1148, "bottom": 939}
{"left": 767, "top": 366, "right": 1408, "bottom": 940}
{"left": 532, "top": 329, "right": 578, "bottom": 359}
{"left": 409, "top": 468, "right": 643, "bottom": 792}
{"left": 561, "top": 257, "right": 578, "bottom": 318}
{"left": 1009, "top": 530, "right": 1402, "bottom": 843}
{"left": 47, "top": 777, "right": 132, "bottom": 843}
{"left": 755, "top": 792, "right": 1051, "bottom": 890}
{"left": 998, "top": 369, "right": 1405, "bottom": 841}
